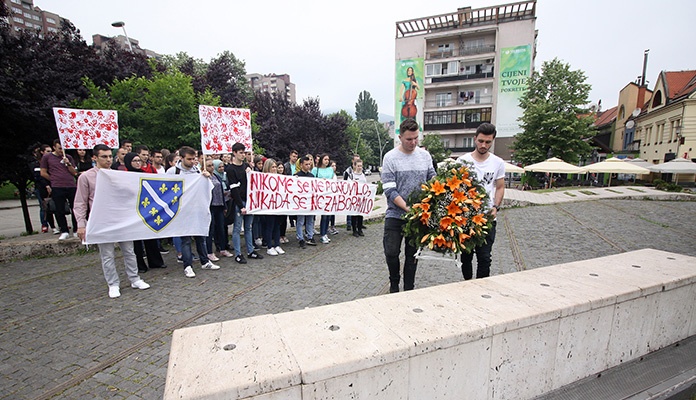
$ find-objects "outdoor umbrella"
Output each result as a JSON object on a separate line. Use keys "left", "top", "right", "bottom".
{"left": 580, "top": 157, "right": 650, "bottom": 186}
{"left": 625, "top": 158, "right": 654, "bottom": 169}
{"left": 648, "top": 158, "right": 696, "bottom": 183}
{"left": 524, "top": 157, "right": 583, "bottom": 188}
{"left": 505, "top": 162, "right": 525, "bottom": 173}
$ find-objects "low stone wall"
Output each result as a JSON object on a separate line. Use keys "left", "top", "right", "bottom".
{"left": 164, "top": 249, "right": 696, "bottom": 399}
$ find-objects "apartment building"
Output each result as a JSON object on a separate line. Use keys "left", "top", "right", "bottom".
{"left": 247, "top": 73, "right": 296, "bottom": 104}
{"left": 3, "top": 0, "right": 68, "bottom": 35}
{"left": 394, "top": 1, "right": 537, "bottom": 159}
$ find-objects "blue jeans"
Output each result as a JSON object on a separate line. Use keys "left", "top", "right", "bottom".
{"left": 383, "top": 218, "right": 418, "bottom": 292}
{"left": 319, "top": 215, "right": 330, "bottom": 236}
{"left": 233, "top": 206, "right": 254, "bottom": 256}
{"left": 460, "top": 221, "right": 497, "bottom": 280}
{"left": 296, "top": 215, "right": 315, "bottom": 242}
{"left": 180, "top": 236, "right": 209, "bottom": 267}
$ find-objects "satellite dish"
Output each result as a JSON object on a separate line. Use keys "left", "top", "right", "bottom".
{"left": 632, "top": 108, "right": 641, "bottom": 118}
{"left": 626, "top": 120, "right": 635, "bottom": 129}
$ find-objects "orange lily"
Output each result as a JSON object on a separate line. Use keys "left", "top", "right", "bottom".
{"left": 452, "top": 190, "right": 467, "bottom": 203}
{"left": 419, "top": 211, "right": 431, "bottom": 225}
{"left": 446, "top": 175, "right": 463, "bottom": 191}
{"left": 454, "top": 215, "right": 467, "bottom": 226}
{"left": 413, "top": 202, "right": 430, "bottom": 212}
{"left": 459, "top": 232, "right": 471, "bottom": 243}
{"left": 467, "top": 188, "right": 479, "bottom": 199}
{"left": 472, "top": 213, "right": 487, "bottom": 226}
{"left": 433, "top": 234, "right": 447, "bottom": 248}
{"left": 439, "top": 216, "right": 454, "bottom": 231}
{"left": 421, "top": 234, "right": 430, "bottom": 243}
{"left": 446, "top": 201, "right": 461, "bottom": 217}
{"left": 430, "top": 180, "right": 446, "bottom": 195}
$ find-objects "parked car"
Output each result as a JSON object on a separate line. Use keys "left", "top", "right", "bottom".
{"left": 364, "top": 167, "right": 372, "bottom": 176}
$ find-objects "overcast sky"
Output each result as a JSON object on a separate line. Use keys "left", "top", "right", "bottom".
{"left": 38, "top": 0, "right": 694, "bottom": 118}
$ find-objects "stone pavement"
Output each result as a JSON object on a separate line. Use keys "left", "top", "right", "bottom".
{"left": 1, "top": 189, "right": 695, "bottom": 399}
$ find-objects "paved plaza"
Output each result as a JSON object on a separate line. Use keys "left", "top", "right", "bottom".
{"left": 0, "top": 190, "right": 695, "bottom": 398}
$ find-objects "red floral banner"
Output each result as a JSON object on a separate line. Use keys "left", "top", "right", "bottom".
{"left": 53, "top": 107, "right": 119, "bottom": 149}
{"left": 199, "top": 105, "right": 252, "bottom": 154}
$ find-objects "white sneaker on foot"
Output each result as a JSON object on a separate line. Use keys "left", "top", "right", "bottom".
{"left": 255, "top": 238, "right": 263, "bottom": 247}
{"left": 219, "top": 250, "right": 234, "bottom": 257}
{"left": 58, "top": 232, "right": 69, "bottom": 240}
{"left": 274, "top": 246, "right": 285, "bottom": 255}
{"left": 320, "top": 235, "right": 330, "bottom": 244}
{"left": 72, "top": 232, "right": 79, "bottom": 238}
{"left": 53, "top": 228, "right": 60, "bottom": 234}
{"left": 108, "top": 286, "right": 121, "bottom": 298}
{"left": 184, "top": 266, "right": 196, "bottom": 278}
{"left": 266, "top": 247, "right": 278, "bottom": 256}
{"left": 201, "top": 261, "right": 220, "bottom": 270}
{"left": 207, "top": 253, "right": 220, "bottom": 261}
{"left": 131, "top": 279, "right": 150, "bottom": 290}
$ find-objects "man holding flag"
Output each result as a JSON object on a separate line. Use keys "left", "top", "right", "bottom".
{"left": 75, "top": 144, "right": 151, "bottom": 299}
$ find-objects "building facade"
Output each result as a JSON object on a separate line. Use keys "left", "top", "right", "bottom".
{"left": 92, "top": 34, "right": 160, "bottom": 58}
{"left": 246, "top": 73, "right": 296, "bottom": 103}
{"left": 3, "top": 0, "right": 68, "bottom": 35}
{"left": 394, "top": 1, "right": 537, "bottom": 160}
{"left": 636, "top": 70, "right": 696, "bottom": 165}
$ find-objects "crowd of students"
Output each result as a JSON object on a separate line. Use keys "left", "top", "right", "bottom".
{"left": 31, "top": 139, "right": 370, "bottom": 293}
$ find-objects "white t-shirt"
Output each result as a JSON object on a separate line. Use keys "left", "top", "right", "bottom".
{"left": 456, "top": 152, "right": 505, "bottom": 211}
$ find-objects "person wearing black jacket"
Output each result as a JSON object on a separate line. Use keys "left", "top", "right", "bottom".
{"left": 225, "top": 143, "right": 264, "bottom": 264}
{"left": 30, "top": 144, "right": 56, "bottom": 233}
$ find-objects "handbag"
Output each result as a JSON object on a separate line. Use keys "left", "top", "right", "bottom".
{"left": 48, "top": 198, "right": 71, "bottom": 215}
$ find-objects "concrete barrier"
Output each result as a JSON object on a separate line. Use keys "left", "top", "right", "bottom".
{"left": 164, "top": 249, "right": 696, "bottom": 399}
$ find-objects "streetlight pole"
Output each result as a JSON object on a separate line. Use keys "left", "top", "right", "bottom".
{"left": 111, "top": 21, "right": 133, "bottom": 52}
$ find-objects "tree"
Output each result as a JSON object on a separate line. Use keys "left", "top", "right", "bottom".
{"left": 354, "top": 119, "right": 392, "bottom": 168}
{"left": 511, "top": 58, "right": 595, "bottom": 165}
{"left": 421, "top": 133, "right": 451, "bottom": 164}
{"left": 206, "top": 51, "right": 252, "bottom": 107}
{"left": 355, "top": 90, "right": 379, "bottom": 121}
{"left": 0, "top": 5, "right": 101, "bottom": 234}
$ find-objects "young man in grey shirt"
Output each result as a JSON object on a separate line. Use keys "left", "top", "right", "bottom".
{"left": 381, "top": 119, "right": 436, "bottom": 293}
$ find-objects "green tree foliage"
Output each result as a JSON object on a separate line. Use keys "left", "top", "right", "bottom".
{"left": 206, "top": 51, "right": 253, "bottom": 107}
{"left": 353, "top": 119, "right": 393, "bottom": 168}
{"left": 340, "top": 111, "right": 373, "bottom": 163}
{"left": 355, "top": 90, "right": 379, "bottom": 121}
{"left": 77, "top": 70, "right": 221, "bottom": 151}
{"left": 251, "top": 92, "right": 351, "bottom": 169}
{"left": 421, "top": 133, "right": 451, "bottom": 164}
{"left": 511, "top": 58, "right": 595, "bottom": 165}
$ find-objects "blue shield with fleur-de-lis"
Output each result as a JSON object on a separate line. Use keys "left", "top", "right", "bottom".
{"left": 137, "top": 178, "right": 184, "bottom": 232}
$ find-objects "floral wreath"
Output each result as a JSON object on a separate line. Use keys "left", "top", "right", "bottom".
{"left": 403, "top": 161, "right": 493, "bottom": 255}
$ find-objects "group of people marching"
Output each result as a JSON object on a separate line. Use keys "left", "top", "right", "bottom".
{"left": 32, "top": 138, "right": 370, "bottom": 298}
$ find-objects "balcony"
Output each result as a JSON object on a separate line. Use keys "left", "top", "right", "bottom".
{"left": 424, "top": 107, "right": 492, "bottom": 131}
{"left": 431, "top": 71, "right": 494, "bottom": 84}
{"left": 426, "top": 45, "right": 496, "bottom": 60}
{"left": 445, "top": 146, "right": 475, "bottom": 153}
{"left": 424, "top": 95, "right": 493, "bottom": 109}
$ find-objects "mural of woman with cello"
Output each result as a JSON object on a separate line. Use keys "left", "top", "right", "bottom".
{"left": 399, "top": 66, "right": 419, "bottom": 123}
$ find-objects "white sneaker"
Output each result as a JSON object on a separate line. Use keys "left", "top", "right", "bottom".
{"left": 219, "top": 250, "right": 234, "bottom": 257}
{"left": 320, "top": 235, "right": 330, "bottom": 244}
{"left": 184, "top": 266, "right": 196, "bottom": 278}
{"left": 73, "top": 232, "right": 79, "bottom": 238}
{"left": 266, "top": 247, "right": 278, "bottom": 256}
{"left": 108, "top": 286, "right": 121, "bottom": 298}
{"left": 255, "top": 238, "right": 263, "bottom": 247}
{"left": 58, "top": 232, "right": 69, "bottom": 240}
{"left": 274, "top": 246, "right": 285, "bottom": 255}
{"left": 52, "top": 228, "right": 60, "bottom": 234}
{"left": 131, "top": 279, "right": 150, "bottom": 290}
{"left": 207, "top": 253, "right": 220, "bottom": 261}
{"left": 201, "top": 261, "right": 220, "bottom": 270}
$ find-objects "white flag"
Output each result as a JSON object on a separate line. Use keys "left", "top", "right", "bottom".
{"left": 85, "top": 169, "right": 213, "bottom": 244}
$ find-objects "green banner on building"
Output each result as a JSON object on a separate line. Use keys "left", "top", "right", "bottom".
{"left": 395, "top": 58, "right": 424, "bottom": 135}
{"left": 496, "top": 45, "right": 532, "bottom": 137}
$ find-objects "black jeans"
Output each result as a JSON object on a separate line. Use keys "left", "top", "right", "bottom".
{"left": 460, "top": 221, "right": 497, "bottom": 280}
{"left": 52, "top": 186, "right": 77, "bottom": 233}
{"left": 383, "top": 218, "right": 418, "bottom": 292}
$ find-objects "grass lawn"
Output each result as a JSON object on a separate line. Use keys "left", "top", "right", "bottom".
{"left": 0, "top": 183, "right": 19, "bottom": 201}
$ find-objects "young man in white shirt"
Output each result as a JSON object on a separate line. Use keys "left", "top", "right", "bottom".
{"left": 455, "top": 123, "right": 505, "bottom": 280}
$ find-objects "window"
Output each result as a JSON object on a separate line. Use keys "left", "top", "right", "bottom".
{"left": 651, "top": 91, "right": 662, "bottom": 108}
{"left": 23, "top": 12, "right": 31, "bottom": 18}
{"left": 435, "top": 92, "right": 452, "bottom": 107}
{"left": 11, "top": 6, "right": 21, "bottom": 13}
{"left": 46, "top": 17, "right": 56, "bottom": 24}
{"left": 12, "top": 16, "right": 24, "bottom": 24}
{"left": 32, "top": 15, "right": 40, "bottom": 21}
{"left": 462, "top": 137, "right": 474, "bottom": 148}
{"left": 437, "top": 43, "right": 452, "bottom": 54}
{"left": 463, "top": 39, "right": 484, "bottom": 49}
{"left": 10, "top": 0, "right": 21, "bottom": 4}
{"left": 426, "top": 63, "right": 441, "bottom": 77}
{"left": 426, "top": 61, "right": 457, "bottom": 77}
{"left": 424, "top": 108, "right": 492, "bottom": 127}
{"left": 47, "top": 27, "right": 57, "bottom": 33}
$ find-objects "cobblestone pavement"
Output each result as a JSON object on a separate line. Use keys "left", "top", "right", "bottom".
{"left": 1, "top": 199, "right": 696, "bottom": 399}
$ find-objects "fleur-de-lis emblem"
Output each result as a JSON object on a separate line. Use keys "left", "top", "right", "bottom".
{"left": 172, "top": 184, "right": 181, "bottom": 193}
{"left": 159, "top": 183, "right": 168, "bottom": 194}
{"left": 171, "top": 196, "right": 178, "bottom": 204}
{"left": 154, "top": 215, "right": 164, "bottom": 225}
{"left": 141, "top": 197, "right": 150, "bottom": 207}
{"left": 149, "top": 207, "right": 158, "bottom": 216}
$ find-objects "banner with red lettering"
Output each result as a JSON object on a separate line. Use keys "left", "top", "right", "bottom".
{"left": 53, "top": 107, "right": 119, "bottom": 149}
{"left": 246, "top": 172, "right": 377, "bottom": 216}
{"left": 198, "top": 105, "right": 252, "bottom": 154}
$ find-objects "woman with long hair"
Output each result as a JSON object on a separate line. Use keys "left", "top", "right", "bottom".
{"left": 276, "top": 162, "right": 289, "bottom": 244}
{"left": 261, "top": 159, "right": 285, "bottom": 256}
{"left": 312, "top": 154, "right": 336, "bottom": 244}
